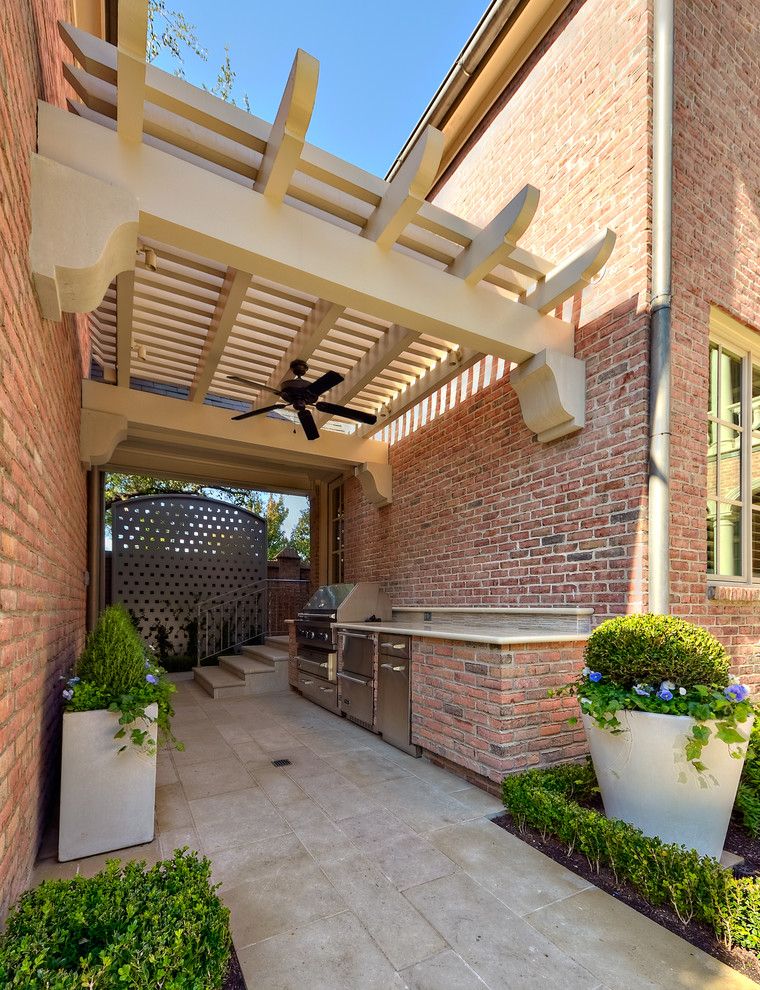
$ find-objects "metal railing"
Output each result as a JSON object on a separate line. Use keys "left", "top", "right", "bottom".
{"left": 196, "top": 580, "right": 267, "bottom": 663}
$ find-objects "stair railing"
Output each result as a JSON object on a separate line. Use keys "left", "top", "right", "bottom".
{"left": 196, "top": 580, "right": 267, "bottom": 664}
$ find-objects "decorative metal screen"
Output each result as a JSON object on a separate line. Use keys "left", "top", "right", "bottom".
{"left": 111, "top": 495, "right": 267, "bottom": 656}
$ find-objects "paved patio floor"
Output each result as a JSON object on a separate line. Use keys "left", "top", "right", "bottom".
{"left": 36, "top": 678, "right": 757, "bottom": 989}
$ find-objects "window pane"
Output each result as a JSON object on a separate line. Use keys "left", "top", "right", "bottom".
{"left": 707, "top": 500, "right": 717, "bottom": 575}
{"left": 718, "top": 425, "right": 742, "bottom": 502}
{"left": 718, "top": 348, "right": 742, "bottom": 424}
{"left": 717, "top": 503, "right": 742, "bottom": 577}
{"left": 708, "top": 344, "right": 719, "bottom": 416}
{"left": 753, "top": 510, "right": 760, "bottom": 579}
{"left": 753, "top": 364, "right": 760, "bottom": 431}
{"left": 753, "top": 434, "right": 760, "bottom": 506}
{"left": 707, "top": 423, "right": 717, "bottom": 495}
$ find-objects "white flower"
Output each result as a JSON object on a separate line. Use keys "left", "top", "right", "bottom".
{"left": 580, "top": 697, "right": 591, "bottom": 706}
{"left": 581, "top": 667, "right": 590, "bottom": 677}
{"left": 730, "top": 674, "right": 740, "bottom": 684}
{"left": 660, "top": 680, "right": 675, "bottom": 692}
{"left": 678, "top": 687, "right": 687, "bottom": 696}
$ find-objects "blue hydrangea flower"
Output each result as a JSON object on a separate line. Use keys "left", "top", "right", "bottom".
{"left": 633, "top": 684, "right": 651, "bottom": 696}
{"left": 146, "top": 673, "right": 158, "bottom": 685}
{"left": 724, "top": 684, "right": 750, "bottom": 703}
{"left": 589, "top": 671, "right": 602, "bottom": 683}
{"left": 657, "top": 688, "right": 673, "bottom": 702}
{"left": 67, "top": 676, "right": 80, "bottom": 685}
{"left": 145, "top": 659, "right": 152, "bottom": 668}
{"left": 62, "top": 688, "right": 73, "bottom": 701}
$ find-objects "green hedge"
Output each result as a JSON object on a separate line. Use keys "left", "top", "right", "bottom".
{"left": 736, "top": 720, "right": 760, "bottom": 838}
{"left": 0, "top": 850, "right": 231, "bottom": 989}
{"left": 502, "top": 763, "right": 760, "bottom": 956}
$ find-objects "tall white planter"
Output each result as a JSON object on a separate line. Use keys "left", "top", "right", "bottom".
{"left": 582, "top": 710, "right": 753, "bottom": 860}
{"left": 59, "top": 704, "right": 158, "bottom": 862}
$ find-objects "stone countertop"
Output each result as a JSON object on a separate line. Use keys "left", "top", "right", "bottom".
{"left": 332, "top": 621, "right": 590, "bottom": 646}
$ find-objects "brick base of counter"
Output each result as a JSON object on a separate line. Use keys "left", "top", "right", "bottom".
{"left": 410, "top": 638, "right": 588, "bottom": 784}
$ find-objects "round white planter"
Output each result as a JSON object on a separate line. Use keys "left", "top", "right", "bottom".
{"left": 582, "top": 709, "right": 754, "bottom": 860}
{"left": 58, "top": 703, "right": 158, "bottom": 862}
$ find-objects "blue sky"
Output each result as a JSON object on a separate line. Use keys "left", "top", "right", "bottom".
{"left": 152, "top": 0, "right": 488, "bottom": 175}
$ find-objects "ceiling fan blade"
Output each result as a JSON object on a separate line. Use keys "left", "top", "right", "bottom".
{"left": 227, "top": 374, "right": 282, "bottom": 396}
{"left": 231, "top": 404, "right": 286, "bottom": 421}
{"left": 315, "top": 401, "right": 378, "bottom": 425}
{"left": 297, "top": 408, "right": 320, "bottom": 441}
{"left": 305, "top": 370, "right": 344, "bottom": 398}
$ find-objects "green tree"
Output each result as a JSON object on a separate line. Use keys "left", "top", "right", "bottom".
{"left": 290, "top": 506, "right": 311, "bottom": 562}
{"left": 249, "top": 493, "right": 290, "bottom": 559}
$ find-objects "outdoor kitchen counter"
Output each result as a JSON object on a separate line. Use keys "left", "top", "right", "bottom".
{"left": 332, "top": 621, "right": 590, "bottom": 645}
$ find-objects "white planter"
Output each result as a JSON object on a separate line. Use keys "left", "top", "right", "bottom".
{"left": 58, "top": 703, "right": 158, "bottom": 862}
{"left": 582, "top": 710, "right": 754, "bottom": 860}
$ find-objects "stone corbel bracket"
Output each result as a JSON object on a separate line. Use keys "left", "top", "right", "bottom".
{"left": 510, "top": 348, "right": 585, "bottom": 443}
{"left": 81, "top": 408, "right": 128, "bottom": 467}
{"left": 355, "top": 462, "right": 392, "bottom": 507}
{"left": 30, "top": 154, "right": 139, "bottom": 321}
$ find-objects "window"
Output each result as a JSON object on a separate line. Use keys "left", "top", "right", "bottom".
{"left": 328, "top": 481, "right": 345, "bottom": 583}
{"left": 707, "top": 309, "right": 760, "bottom": 583}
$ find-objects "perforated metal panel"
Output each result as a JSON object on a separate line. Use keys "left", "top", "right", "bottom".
{"left": 111, "top": 495, "right": 267, "bottom": 654}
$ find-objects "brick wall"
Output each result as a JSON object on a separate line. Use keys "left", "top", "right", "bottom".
{"left": 344, "top": 0, "right": 652, "bottom": 620}
{"left": 0, "top": 0, "right": 88, "bottom": 915}
{"left": 668, "top": 0, "right": 760, "bottom": 686}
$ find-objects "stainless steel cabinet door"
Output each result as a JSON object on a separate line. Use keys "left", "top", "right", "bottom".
{"left": 378, "top": 656, "right": 413, "bottom": 753}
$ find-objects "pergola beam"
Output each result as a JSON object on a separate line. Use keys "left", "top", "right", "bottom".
{"left": 255, "top": 49, "right": 319, "bottom": 201}
{"left": 523, "top": 229, "right": 616, "bottom": 313}
{"left": 116, "top": 0, "right": 147, "bottom": 142}
{"left": 362, "top": 126, "right": 445, "bottom": 249}
{"left": 447, "top": 185, "right": 540, "bottom": 285}
{"left": 115, "top": 270, "right": 135, "bottom": 386}
{"left": 189, "top": 268, "right": 251, "bottom": 402}
{"left": 36, "top": 104, "right": 574, "bottom": 363}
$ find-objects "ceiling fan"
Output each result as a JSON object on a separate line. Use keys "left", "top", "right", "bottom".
{"left": 228, "top": 359, "right": 377, "bottom": 441}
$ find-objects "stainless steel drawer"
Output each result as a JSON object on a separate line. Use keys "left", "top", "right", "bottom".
{"left": 298, "top": 653, "right": 336, "bottom": 682}
{"left": 298, "top": 672, "right": 338, "bottom": 713}
{"left": 337, "top": 671, "right": 374, "bottom": 725}
{"left": 378, "top": 634, "right": 410, "bottom": 659}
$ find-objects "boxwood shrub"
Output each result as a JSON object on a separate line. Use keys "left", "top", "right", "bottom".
{"left": 583, "top": 614, "right": 730, "bottom": 689}
{"left": 737, "top": 720, "right": 760, "bottom": 838}
{"left": 0, "top": 850, "right": 231, "bottom": 989}
{"left": 502, "top": 762, "right": 760, "bottom": 956}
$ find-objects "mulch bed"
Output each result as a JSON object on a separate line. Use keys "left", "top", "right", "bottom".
{"left": 223, "top": 945, "right": 247, "bottom": 990}
{"left": 492, "top": 807, "right": 760, "bottom": 984}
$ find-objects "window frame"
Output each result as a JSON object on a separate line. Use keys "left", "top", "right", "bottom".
{"left": 707, "top": 307, "right": 760, "bottom": 586}
{"left": 327, "top": 478, "right": 345, "bottom": 584}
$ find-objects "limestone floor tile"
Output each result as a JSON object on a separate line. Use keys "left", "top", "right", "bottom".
{"left": 401, "top": 949, "right": 490, "bottom": 990}
{"left": 524, "top": 886, "right": 759, "bottom": 990}
{"left": 158, "top": 824, "right": 203, "bottom": 858}
{"left": 371, "top": 776, "right": 478, "bottom": 833}
{"left": 405, "top": 757, "right": 481, "bottom": 793}
{"left": 298, "top": 771, "right": 380, "bottom": 821}
{"left": 448, "top": 783, "right": 504, "bottom": 816}
{"left": 236, "top": 910, "right": 406, "bottom": 990}
{"left": 405, "top": 872, "right": 599, "bottom": 990}
{"left": 176, "top": 757, "right": 253, "bottom": 800}
{"left": 278, "top": 748, "right": 333, "bottom": 781}
{"left": 275, "top": 797, "right": 355, "bottom": 861}
{"left": 428, "top": 819, "right": 591, "bottom": 916}
{"left": 221, "top": 855, "right": 346, "bottom": 947}
{"left": 155, "top": 759, "right": 178, "bottom": 786}
{"left": 247, "top": 765, "right": 308, "bottom": 805}
{"left": 190, "top": 789, "right": 290, "bottom": 854}
{"left": 292, "top": 727, "right": 357, "bottom": 755}
{"left": 247, "top": 726, "right": 301, "bottom": 752}
{"left": 216, "top": 722, "right": 254, "bottom": 744}
{"left": 34, "top": 838, "right": 162, "bottom": 883}
{"left": 210, "top": 833, "right": 310, "bottom": 891}
{"left": 319, "top": 847, "right": 446, "bottom": 970}
{"left": 172, "top": 734, "right": 235, "bottom": 768}
{"left": 155, "top": 781, "right": 193, "bottom": 829}
{"left": 323, "top": 748, "right": 414, "bottom": 788}
{"left": 228, "top": 739, "right": 272, "bottom": 763}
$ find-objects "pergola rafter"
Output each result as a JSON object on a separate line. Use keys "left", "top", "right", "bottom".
{"left": 30, "top": 2, "right": 618, "bottom": 500}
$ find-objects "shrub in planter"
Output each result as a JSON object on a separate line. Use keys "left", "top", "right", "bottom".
{"left": 0, "top": 850, "right": 231, "bottom": 989}
{"left": 59, "top": 604, "right": 182, "bottom": 861}
{"left": 553, "top": 615, "right": 755, "bottom": 858}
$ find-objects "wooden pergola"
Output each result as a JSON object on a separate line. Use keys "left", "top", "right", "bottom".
{"left": 31, "top": 0, "right": 615, "bottom": 505}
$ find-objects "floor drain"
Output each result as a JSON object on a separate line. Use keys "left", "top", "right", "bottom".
{"left": 271, "top": 759, "right": 292, "bottom": 767}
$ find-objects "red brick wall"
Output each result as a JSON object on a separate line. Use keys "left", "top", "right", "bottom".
{"left": 411, "top": 638, "right": 587, "bottom": 785}
{"left": 0, "top": 0, "right": 89, "bottom": 915}
{"left": 669, "top": 0, "right": 760, "bottom": 687}
{"left": 344, "top": 0, "right": 652, "bottom": 619}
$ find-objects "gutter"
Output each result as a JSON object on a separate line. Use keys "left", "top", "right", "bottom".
{"left": 648, "top": 0, "right": 674, "bottom": 614}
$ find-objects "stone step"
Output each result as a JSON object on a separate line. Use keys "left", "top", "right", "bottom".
{"left": 220, "top": 654, "right": 273, "bottom": 677}
{"left": 265, "top": 635, "right": 290, "bottom": 650}
{"left": 241, "top": 644, "right": 289, "bottom": 666}
{"left": 192, "top": 665, "right": 247, "bottom": 700}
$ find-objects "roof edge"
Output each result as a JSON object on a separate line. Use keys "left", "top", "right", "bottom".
{"left": 386, "top": 0, "right": 572, "bottom": 186}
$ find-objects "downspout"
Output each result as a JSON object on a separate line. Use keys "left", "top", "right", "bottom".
{"left": 648, "top": 0, "right": 674, "bottom": 614}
